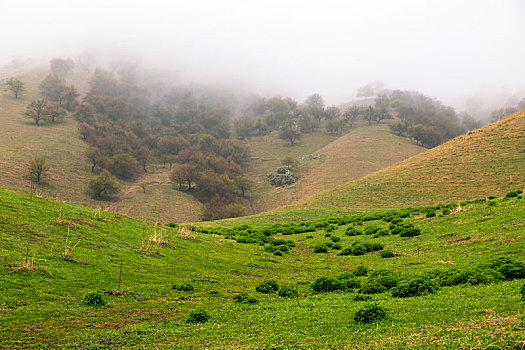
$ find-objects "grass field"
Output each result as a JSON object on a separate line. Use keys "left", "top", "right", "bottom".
{"left": 1, "top": 186, "right": 524, "bottom": 348}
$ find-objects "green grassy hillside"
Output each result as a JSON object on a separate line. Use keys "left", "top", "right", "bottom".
{"left": 1, "top": 186, "right": 524, "bottom": 348}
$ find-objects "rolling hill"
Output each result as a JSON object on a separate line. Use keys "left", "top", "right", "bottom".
{"left": 243, "top": 123, "right": 425, "bottom": 213}
{"left": 1, "top": 65, "right": 427, "bottom": 223}
{"left": 0, "top": 185, "right": 524, "bottom": 348}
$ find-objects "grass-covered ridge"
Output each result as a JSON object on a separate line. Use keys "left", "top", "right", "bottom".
{"left": 1, "top": 185, "right": 524, "bottom": 348}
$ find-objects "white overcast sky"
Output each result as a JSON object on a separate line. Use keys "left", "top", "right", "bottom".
{"left": 0, "top": 0, "right": 524, "bottom": 106}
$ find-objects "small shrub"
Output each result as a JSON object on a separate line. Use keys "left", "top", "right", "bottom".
{"left": 278, "top": 285, "right": 298, "bottom": 298}
{"left": 505, "top": 189, "right": 523, "bottom": 198}
{"left": 350, "top": 243, "right": 367, "bottom": 255}
{"left": 488, "top": 201, "right": 497, "bottom": 207}
{"left": 391, "top": 277, "right": 438, "bottom": 298}
{"left": 326, "top": 224, "right": 337, "bottom": 232}
{"left": 306, "top": 235, "right": 314, "bottom": 239}
{"left": 337, "top": 273, "right": 361, "bottom": 290}
{"left": 361, "top": 270, "right": 399, "bottom": 294}
{"left": 374, "top": 229, "right": 389, "bottom": 237}
{"left": 330, "top": 236, "right": 341, "bottom": 243}
{"left": 83, "top": 292, "right": 106, "bottom": 306}
{"left": 332, "top": 243, "right": 342, "bottom": 250}
{"left": 187, "top": 309, "right": 210, "bottom": 323}
{"left": 313, "top": 244, "right": 329, "bottom": 253}
{"left": 256, "top": 279, "right": 279, "bottom": 294}
{"left": 425, "top": 210, "right": 436, "bottom": 218}
{"left": 521, "top": 283, "right": 525, "bottom": 300}
{"left": 353, "top": 265, "right": 369, "bottom": 277}
{"left": 172, "top": 283, "right": 195, "bottom": 291}
{"left": 354, "top": 303, "right": 388, "bottom": 324}
{"left": 399, "top": 227, "right": 421, "bottom": 237}
{"left": 442, "top": 208, "right": 451, "bottom": 215}
{"left": 345, "top": 227, "right": 362, "bottom": 236}
{"left": 324, "top": 233, "right": 331, "bottom": 237}
{"left": 364, "top": 226, "right": 380, "bottom": 235}
{"left": 488, "top": 257, "right": 525, "bottom": 280}
{"left": 380, "top": 249, "right": 395, "bottom": 258}
{"left": 166, "top": 222, "right": 179, "bottom": 228}
{"left": 311, "top": 277, "right": 343, "bottom": 293}
{"left": 233, "top": 293, "right": 259, "bottom": 304}
{"left": 371, "top": 242, "right": 384, "bottom": 251}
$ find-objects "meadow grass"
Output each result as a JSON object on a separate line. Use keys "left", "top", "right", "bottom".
{"left": 1, "top": 186, "right": 524, "bottom": 348}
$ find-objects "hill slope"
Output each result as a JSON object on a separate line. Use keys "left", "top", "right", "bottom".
{"left": 245, "top": 124, "right": 424, "bottom": 213}
{"left": 1, "top": 66, "right": 425, "bottom": 223}
{"left": 0, "top": 186, "right": 524, "bottom": 348}
{"left": 291, "top": 110, "right": 525, "bottom": 211}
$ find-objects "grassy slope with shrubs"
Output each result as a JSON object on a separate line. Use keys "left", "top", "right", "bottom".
{"left": 0, "top": 185, "right": 524, "bottom": 348}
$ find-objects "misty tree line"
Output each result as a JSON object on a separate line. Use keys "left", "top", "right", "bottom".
{"left": 74, "top": 67, "right": 253, "bottom": 220}
{"left": 234, "top": 93, "right": 395, "bottom": 144}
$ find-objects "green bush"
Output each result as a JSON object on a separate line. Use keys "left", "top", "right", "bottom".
{"left": 391, "top": 277, "right": 438, "bottom": 298}
{"left": 83, "top": 292, "right": 106, "bottom": 306}
{"left": 371, "top": 242, "right": 384, "bottom": 251}
{"left": 350, "top": 243, "right": 367, "bottom": 255}
{"left": 332, "top": 243, "right": 342, "bottom": 250}
{"left": 361, "top": 270, "right": 399, "bottom": 294}
{"left": 313, "top": 244, "right": 329, "bottom": 253}
{"left": 442, "top": 208, "right": 451, "bottom": 215}
{"left": 172, "top": 283, "right": 195, "bottom": 291}
{"left": 233, "top": 293, "right": 259, "bottom": 304}
{"left": 256, "top": 279, "right": 279, "bottom": 294}
{"left": 337, "top": 273, "right": 361, "bottom": 290}
{"left": 364, "top": 226, "right": 380, "bottom": 235}
{"left": 345, "top": 227, "right": 362, "bottom": 236}
{"left": 166, "top": 222, "right": 179, "bottom": 228}
{"left": 425, "top": 210, "right": 436, "bottom": 218}
{"left": 187, "top": 309, "right": 210, "bottom": 323}
{"left": 354, "top": 303, "right": 388, "bottom": 324}
{"left": 374, "top": 229, "right": 390, "bottom": 237}
{"left": 330, "top": 236, "right": 341, "bottom": 242}
{"left": 278, "top": 285, "right": 298, "bottom": 298}
{"left": 380, "top": 249, "right": 395, "bottom": 258}
{"left": 488, "top": 257, "right": 525, "bottom": 280}
{"left": 311, "top": 277, "right": 343, "bottom": 293}
{"left": 399, "top": 227, "right": 421, "bottom": 237}
{"left": 353, "top": 265, "right": 369, "bottom": 277}
{"left": 521, "top": 283, "right": 525, "bottom": 300}
{"left": 505, "top": 189, "right": 523, "bottom": 198}
{"left": 438, "top": 268, "right": 500, "bottom": 286}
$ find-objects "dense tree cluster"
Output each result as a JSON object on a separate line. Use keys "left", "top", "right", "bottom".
{"left": 235, "top": 94, "right": 344, "bottom": 143}
{"left": 378, "top": 90, "right": 462, "bottom": 147}
{"left": 76, "top": 67, "right": 252, "bottom": 219}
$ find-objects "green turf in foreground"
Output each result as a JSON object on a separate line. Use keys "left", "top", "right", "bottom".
{"left": 0, "top": 186, "right": 524, "bottom": 348}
